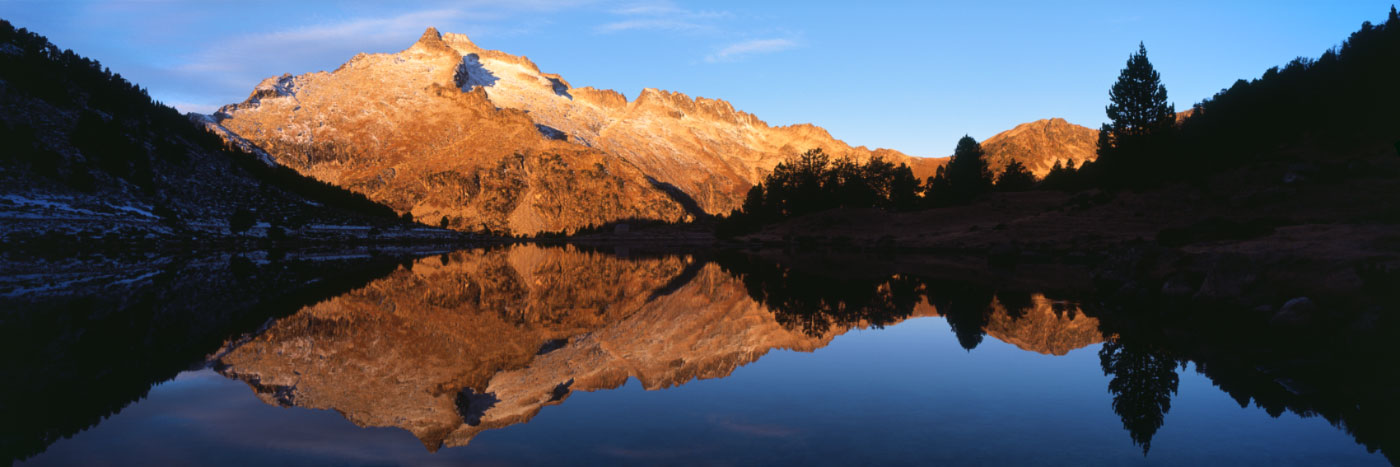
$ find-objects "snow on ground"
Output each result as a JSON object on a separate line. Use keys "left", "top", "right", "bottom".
{"left": 109, "top": 204, "right": 157, "bottom": 218}
{"left": 0, "top": 268, "right": 162, "bottom": 298}
{"left": 0, "top": 194, "right": 159, "bottom": 220}
{"left": 191, "top": 113, "right": 279, "bottom": 166}
{"left": 0, "top": 194, "right": 101, "bottom": 217}
{"left": 456, "top": 54, "right": 500, "bottom": 91}
{"left": 306, "top": 224, "right": 372, "bottom": 231}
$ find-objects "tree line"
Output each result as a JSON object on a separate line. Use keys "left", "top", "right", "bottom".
{"left": 720, "top": 6, "right": 1400, "bottom": 236}
{"left": 717, "top": 136, "right": 1038, "bottom": 237}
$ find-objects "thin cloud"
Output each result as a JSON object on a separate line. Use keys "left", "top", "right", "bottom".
{"left": 158, "top": 2, "right": 586, "bottom": 113}
{"left": 705, "top": 38, "right": 797, "bottom": 63}
{"left": 597, "top": 18, "right": 708, "bottom": 33}
{"left": 176, "top": 9, "right": 465, "bottom": 74}
{"left": 596, "top": 0, "right": 729, "bottom": 33}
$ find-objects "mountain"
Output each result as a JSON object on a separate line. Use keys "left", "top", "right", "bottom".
{"left": 210, "top": 28, "right": 943, "bottom": 234}
{"left": 0, "top": 20, "right": 428, "bottom": 244}
{"left": 980, "top": 118, "right": 1099, "bottom": 178}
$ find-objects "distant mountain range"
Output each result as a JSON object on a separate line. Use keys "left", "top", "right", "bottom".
{"left": 208, "top": 28, "right": 1095, "bottom": 234}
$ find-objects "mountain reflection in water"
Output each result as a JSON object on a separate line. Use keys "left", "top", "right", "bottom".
{"left": 213, "top": 245, "right": 1103, "bottom": 451}
{"left": 5, "top": 245, "right": 1394, "bottom": 465}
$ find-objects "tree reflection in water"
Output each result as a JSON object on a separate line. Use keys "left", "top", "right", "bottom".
{"left": 1098, "top": 339, "right": 1180, "bottom": 454}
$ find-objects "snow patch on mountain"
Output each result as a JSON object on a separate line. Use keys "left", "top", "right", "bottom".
{"left": 191, "top": 113, "right": 278, "bottom": 166}
{"left": 455, "top": 54, "right": 499, "bottom": 91}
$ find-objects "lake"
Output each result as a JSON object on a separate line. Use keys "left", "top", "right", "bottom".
{"left": 3, "top": 245, "right": 1392, "bottom": 466}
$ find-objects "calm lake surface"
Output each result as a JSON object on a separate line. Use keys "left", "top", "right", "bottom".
{"left": 3, "top": 245, "right": 1391, "bottom": 466}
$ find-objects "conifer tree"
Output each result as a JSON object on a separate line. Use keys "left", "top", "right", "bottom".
{"left": 1099, "top": 43, "right": 1175, "bottom": 184}
{"left": 944, "top": 136, "right": 993, "bottom": 202}
{"left": 995, "top": 160, "right": 1036, "bottom": 192}
{"left": 1106, "top": 43, "right": 1175, "bottom": 138}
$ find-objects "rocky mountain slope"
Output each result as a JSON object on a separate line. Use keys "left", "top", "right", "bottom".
{"left": 0, "top": 21, "right": 433, "bottom": 245}
{"left": 980, "top": 118, "right": 1099, "bottom": 177}
{"left": 210, "top": 28, "right": 943, "bottom": 234}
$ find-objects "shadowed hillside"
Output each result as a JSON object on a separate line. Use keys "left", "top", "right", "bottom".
{"left": 0, "top": 20, "right": 442, "bottom": 246}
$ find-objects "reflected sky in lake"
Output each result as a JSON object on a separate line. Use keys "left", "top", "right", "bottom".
{"left": 7, "top": 245, "right": 1392, "bottom": 466}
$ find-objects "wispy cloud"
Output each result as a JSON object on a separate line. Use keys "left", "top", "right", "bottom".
{"left": 596, "top": 0, "right": 729, "bottom": 33}
{"left": 705, "top": 38, "right": 797, "bottom": 63}
{"left": 158, "top": 2, "right": 589, "bottom": 113}
{"left": 175, "top": 9, "right": 468, "bottom": 75}
{"left": 593, "top": 1, "right": 803, "bottom": 64}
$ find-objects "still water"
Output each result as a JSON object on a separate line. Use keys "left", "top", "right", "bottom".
{"left": 3, "top": 245, "right": 1391, "bottom": 465}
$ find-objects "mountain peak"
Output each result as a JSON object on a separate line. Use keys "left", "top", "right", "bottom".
{"left": 982, "top": 118, "right": 1098, "bottom": 177}
{"left": 419, "top": 27, "right": 442, "bottom": 43}
{"left": 409, "top": 27, "right": 456, "bottom": 55}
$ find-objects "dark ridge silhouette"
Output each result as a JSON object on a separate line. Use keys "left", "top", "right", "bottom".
{"left": 1086, "top": 8, "right": 1400, "bottom": 187}
{"left": 0, "top": 19, "right": 404, "bottom": 242}
{"left": 0, "top": 251, "right": 421, "bottom": 464}
{"left": 1178, "top": 9, "right": 1400, "bottom": 170}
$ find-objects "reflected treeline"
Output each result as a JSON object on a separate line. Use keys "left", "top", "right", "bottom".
{"left": 712, "top": 251, "right": 1095, "bottom": 353}
{"left": 713, "top": 250, "right": 1395, "bottom": 461}
{"left": 0, "top": 248, "right": 434, "bottom": 464}
{"left": 713, "top": 251, "right": 925, "bottom": 337}
{"left": 1090, "top": 298, "right": 1399, "bottom": 463}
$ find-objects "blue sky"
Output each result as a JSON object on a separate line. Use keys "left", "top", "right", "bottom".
{"left": 1, "top": 1, "right": 1393, "bottom": 157}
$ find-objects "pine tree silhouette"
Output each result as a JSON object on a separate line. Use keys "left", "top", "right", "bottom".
{"left": 995, "top": 160, "right": 1036, "bottom": 192}
{"left": 1099, "top": 43, "right": 1175, "bottom": 185}
{"left": 944, "top": 135, "right": 994, "bottom": 202}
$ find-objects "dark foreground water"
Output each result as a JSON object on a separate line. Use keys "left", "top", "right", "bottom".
{"left": 2, "top": 245, "right": 1393, "bottom": 466}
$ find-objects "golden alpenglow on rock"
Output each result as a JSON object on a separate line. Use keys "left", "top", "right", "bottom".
{"left": 980, "top": 118, "right": 1099, "bottom": 178}
{"left": 208, "top": 28, "right": 943, "bottom": 234}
